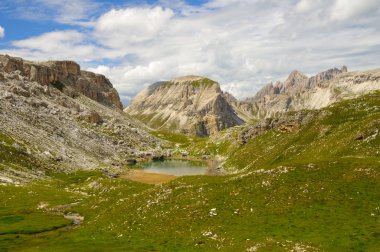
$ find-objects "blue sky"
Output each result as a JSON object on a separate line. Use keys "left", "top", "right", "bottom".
{"left": 1, "top": 0, "right": 380, "bottom": 105}
{"left": 0, "top": 0, "right": 206, "bottom": 44}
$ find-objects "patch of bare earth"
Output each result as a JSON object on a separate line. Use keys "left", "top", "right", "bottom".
{"left": 120, "top": 170, "right": 177, "bottom": 184}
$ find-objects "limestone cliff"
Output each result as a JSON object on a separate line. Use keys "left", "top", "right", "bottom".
{"left": 125, "top": 76, "right": 244, "bottom": 137}
{"left": 0, "top": 55, "right": 123, "bottom": 109}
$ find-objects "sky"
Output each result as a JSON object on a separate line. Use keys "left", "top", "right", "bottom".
{"left": 0, "top": 0, "right": 380, "bottom": 105}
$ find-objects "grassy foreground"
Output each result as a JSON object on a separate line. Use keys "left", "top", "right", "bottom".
{"left": 0, "top": 93, "right": 379, "bottom": 251}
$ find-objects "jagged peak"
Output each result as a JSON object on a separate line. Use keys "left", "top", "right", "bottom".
{"left": 286, "top": 70, "right": 308, "bottom": 82}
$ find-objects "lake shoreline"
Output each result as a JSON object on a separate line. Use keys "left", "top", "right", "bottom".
{"left": 121, "top": 158, "right": 221, "bottom": 184}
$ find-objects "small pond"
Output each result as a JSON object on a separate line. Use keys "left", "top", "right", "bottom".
{"left": 139, "top": 159, "right": 208, "bottom": 176}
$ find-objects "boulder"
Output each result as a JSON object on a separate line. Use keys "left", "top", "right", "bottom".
{"left": 125, "top": 159, "right": 137, "bottom": 165}
{"left": 84, "top": 111, "right": 103, "bottom": 125}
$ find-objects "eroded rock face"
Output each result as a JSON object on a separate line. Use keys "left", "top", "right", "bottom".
{"left": 0, "top": 55, "right": 122, "bottom": 109}
{"left": 125, "top": 76, "right": 244, "bottom": 137}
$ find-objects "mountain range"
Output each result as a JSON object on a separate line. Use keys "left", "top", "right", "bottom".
{"left": 127, "top": 65, "right": 380, "bottom": 136}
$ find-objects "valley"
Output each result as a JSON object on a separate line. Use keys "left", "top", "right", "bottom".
{"left": 0, "top": 55, "right": 379, "bottom": 251}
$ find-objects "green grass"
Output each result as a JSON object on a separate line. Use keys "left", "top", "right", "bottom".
{"left": 0, "top": 132, "right": 45, "bottom": 174}
{"left": 0, "top": 213, "right": 70, "bottom": 235}
{"left": 190, "top": 78, "right": 217, "bottom": 88}
{"left": 163, "top": 77, "right": 217, "bottom": 89}
{"left": 219, "top": 92, "right": 380, "bottom": 171}
{"left": 0, "top": 93, "right": 379, "bottom": 251}
{"left": 151, "top": 130, "right": 206, "bottom": 148}
{"left": 133, "top": 112, "right": 169, "bottom": 130}
{"left": 2, "top": 161, "right": 378, "bottom": 251}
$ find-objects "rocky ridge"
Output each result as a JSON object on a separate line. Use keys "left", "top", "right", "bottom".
{"left": 236, "top": 66, "right": 380, "bottom": 119}
{"left": 0, "top": 55, "right": 123, "bottom": 109}
{"left": 125, "top": 76, "right": 244, "bottom": 137}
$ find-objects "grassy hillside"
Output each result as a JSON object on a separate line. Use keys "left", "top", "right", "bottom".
{"left": 0, "top": 92, "right": 379, "bottom": 251}
{"left": 223, "top": 92, "right": 380, "bottom": 171}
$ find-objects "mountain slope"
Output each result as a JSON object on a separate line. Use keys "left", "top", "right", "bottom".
{"left": 0, "top": 55, "right": 161, "bottom": 184}
{"left": 125, "top": 76, "right": 244, "bottom": 137}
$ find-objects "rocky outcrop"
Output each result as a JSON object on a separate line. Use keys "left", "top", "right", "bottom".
{"left": 308, "top": 66, "right": 348, "bottom": 89}
{"left": 248, "top": 66, "right": 348, "bottom": 103}
{"left": 125, "top": 76, "right": 244, "bottom": 137}
{"left": 239, "top": 112, "right": 314, "bottom": 144}
{"left": 242, "top": 66, "right": 380, "bottom": 119}
{"left": 0, "top": 55, "right": 122, "bottom": 109}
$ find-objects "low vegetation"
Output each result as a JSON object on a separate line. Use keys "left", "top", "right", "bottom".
{"left": 0, "top": 93, "right": 379, "bottom": 251}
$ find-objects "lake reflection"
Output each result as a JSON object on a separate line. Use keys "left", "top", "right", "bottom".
{"left": 140, "top": 159, "right": 208, "bottom": 176}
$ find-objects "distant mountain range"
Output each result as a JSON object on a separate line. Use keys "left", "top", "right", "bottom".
{"left": 126, "top": 66, "right": 380, "bottom": 136}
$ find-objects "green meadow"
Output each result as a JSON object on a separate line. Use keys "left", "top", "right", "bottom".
{"left": 0, "top": 92, "right": 379, "bottom": 251}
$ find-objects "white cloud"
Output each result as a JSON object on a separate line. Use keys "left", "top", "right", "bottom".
{"left": 87, "top": 65, "right": 111, "bottom": 76}
{"left": 295, "top": 0, "right": 327, "bottom": 13}
{"left": 12, "top": 30, "right": 84, "bottom": 50}
{"left": 2, "top": 0, "right": 380, "bottom": 104}
{"left": 5, "top": 30, "right": 123, "bottom": 62}
{"left": 295, "top": 0, "right": 380, "bottom": 22}
{"left": 95, "top": 7, "right": 174, "bottom": 48}
{"left": 331, "top": 0, "right": 380, "bottom": 21}
{"left": 0, "top": 25, "right": 4, "bottom": 38}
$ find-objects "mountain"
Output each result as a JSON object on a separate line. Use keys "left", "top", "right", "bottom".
{"left": 126, "top": 67, "right": 380, "bottom": 135}
{"left": 0, "top": 55, "right": 160, "bottom": 183}
{"left": 239, "top": 66, "right": 380, "bottom": 118}
{"left": 125, "top": 76, "right": 244, "bottom": 137}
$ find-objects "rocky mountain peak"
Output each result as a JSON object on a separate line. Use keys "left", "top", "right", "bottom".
{"left": 287, "top": 70, "right": 307, "bottom": 80}
{"left": 308, "top": 66, "right": 348, "bottom": 89}
{"left": 125, "top": 76, "right": 243, "bottom": 137}
{"left": 282, "top": 70, "right": 309, "bottom": 94}
{"left": 0, "top": 54, "right": 122, "bottom": 109}
{"left": 238, "top": 65, "right": 380, "bottom": 120}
